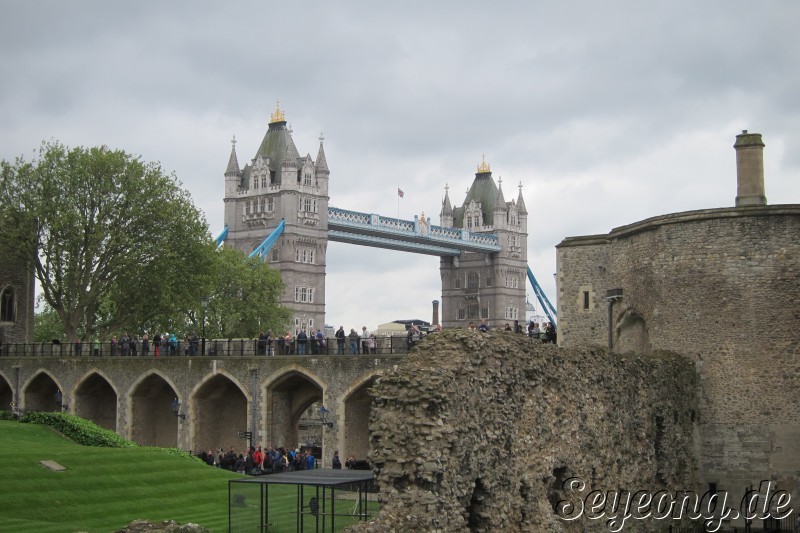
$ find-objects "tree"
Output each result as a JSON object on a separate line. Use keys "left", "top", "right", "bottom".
{"left": 203, "top": 247, "right": 292, "bottom": 339}
{"left": 32, "top": 297, "right": 64, "bottom": 342}
{"left": 0, "top": 141, "right": 214, "bottom": 340}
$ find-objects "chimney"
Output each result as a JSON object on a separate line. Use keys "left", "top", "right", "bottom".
{"left": 734, "top": 130, "right": 767, "bottom": 207}
{"left": 432, "top": 300, "right": 440, "bottom": 326}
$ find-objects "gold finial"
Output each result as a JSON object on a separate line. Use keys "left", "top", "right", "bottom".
{"left": 477, "top": 154, "right": 491, "bottom": 173}
{"left": 269, "top": 100, "right": 286, "bottom": 123}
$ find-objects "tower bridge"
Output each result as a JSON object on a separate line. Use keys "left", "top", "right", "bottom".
{"left": 223, "top": 102, "right": 535, "bottom": 335}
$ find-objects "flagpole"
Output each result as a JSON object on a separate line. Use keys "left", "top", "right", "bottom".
{"left": 397, "top": 185, "right": 400, "bottom": 219}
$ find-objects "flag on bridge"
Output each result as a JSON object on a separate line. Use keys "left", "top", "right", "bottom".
{"left": 398, "top": 188, "right": 404, "bottom": 198}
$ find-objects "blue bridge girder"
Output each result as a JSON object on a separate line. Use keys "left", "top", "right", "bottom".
{"left": 327, "top": 206, "right": 502, "bottom": 256}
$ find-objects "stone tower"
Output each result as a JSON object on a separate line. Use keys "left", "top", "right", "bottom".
{"left": 222, "top": 103, "right": 329, "bottom": 334}
{"left": 439, "top": 158, "right": 528, "bottom": 328}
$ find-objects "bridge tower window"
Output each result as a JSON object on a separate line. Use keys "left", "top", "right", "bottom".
{"left": 457, "top": 307, "right": 466, "bottom": 320}
{"left": 304, "top": 172, "right": 312, "bottom": 186}
{"left": 0, "top": 287, "right": 14, "bottom": 323}
{"left": 261, "top": 175, "right": 267, "bottom": 189}
{"left": 294, "top": 286, "right": 315, "bottom": 303}
{"left": 480, "top": 305, "right": 489, "bottom": 319}
{"left": 467, "top": 272, "right": 479, "bottom": 289}
{"left": 267, "top": 198, "right": 274, "bottom": 212}
{"left": 270, "top": 248, "right": 279, "bottom": 262}
{"left": 295, "top": 248, "right": 316, "bottom": 264}
{"left": 454, "top": 276, "right": 462, "bottom": 289}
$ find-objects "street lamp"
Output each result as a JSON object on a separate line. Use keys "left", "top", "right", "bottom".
{"left": 201, "top": 297, "right": 209, "bottom": 356}
{"left": 171, "top": 397, "right": 186, "bottom": 420}
{"left": 318, "top": 406, "right": 333, "bottom": 428}
{"left": 54, "top": 390, "right": 68, "bottom": 412}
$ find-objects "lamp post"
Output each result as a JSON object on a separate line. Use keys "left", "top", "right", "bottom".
{"left": 171, "top": 397, "right": 186, "bottom": 420}
{"left": 201, "top": 297, "right": 208, "bottom": 356}
{"left": 54, "top": 390, "right": 68, "bottom": 412}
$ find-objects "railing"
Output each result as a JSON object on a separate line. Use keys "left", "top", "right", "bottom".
{"left": 0, "top": 335, "right": 418, "bottom": 358}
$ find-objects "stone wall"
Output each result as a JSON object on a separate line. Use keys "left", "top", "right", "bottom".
{"left": 0, "top": 240, "right": 35, "bottom": 345}
{"left": 354, "top": 330, "right": 696, "bottom": 531}
{"left": 556, "top": 205, "right": 800, "bottom": 510}
{"left": 0, "top": 354, "right": 400, "bottom": 466}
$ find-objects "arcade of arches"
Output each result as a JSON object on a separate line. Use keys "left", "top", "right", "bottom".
{"left": 0, "top": 357, "right": 390, "bottom": 467}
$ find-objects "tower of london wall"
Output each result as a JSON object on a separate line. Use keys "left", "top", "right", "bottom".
{"left": 556, "top": 205, "right": 800, "bottom": 514}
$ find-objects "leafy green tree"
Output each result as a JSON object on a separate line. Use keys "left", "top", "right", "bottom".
{"left": 0, "top": 141, "right": 213, "bottom": 340}
{"left": 32, "top": 297, "right": 65, "bottom": 342}
{"left": 203, "top": 247, "right": 292, "bottom": 339}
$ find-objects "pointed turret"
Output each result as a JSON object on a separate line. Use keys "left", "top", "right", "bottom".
{"left": 495, "top": 176, "right": 507, "bottom": 206}
{"left": 225, "top": 135, "right": 240, "bottom": 176}
{"left": 440, "top": 184, "right": 454, "bottom": 228}
{"left": 516, "top": 181, "right": 527, "bottom": 214}
{"left": 224, "top": 135, "right": 242, "bottom": 199}
{"left": 493, "top": 177, "right": 508, "bottom": 230}
{"left": 316, "top": 132, "right": 329, "bottom": 174}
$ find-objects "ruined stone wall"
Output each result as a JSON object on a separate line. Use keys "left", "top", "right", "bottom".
{"left": 355, "top": 330, "right": 696, "bottom": 531}
{"left": 556, "top": 206, "right": 800, "bottom": 507}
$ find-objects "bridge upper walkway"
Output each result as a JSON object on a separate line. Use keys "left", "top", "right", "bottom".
{"left": 327, "top": 207, "right": 502, "bottom": 256}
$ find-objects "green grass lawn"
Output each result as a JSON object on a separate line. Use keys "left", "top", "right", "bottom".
{"left": 0, "top": 420, "right": 240, "bottom": 532}
{"left": 0, "top": 420, "right": 379, "bottom": 533}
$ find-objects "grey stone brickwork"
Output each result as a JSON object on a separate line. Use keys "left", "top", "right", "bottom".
{"left": 353, "top": 329, "right": 697, "bottom": 531}
{"left": 556, "top": 204, "right": 800, "bottom": 520}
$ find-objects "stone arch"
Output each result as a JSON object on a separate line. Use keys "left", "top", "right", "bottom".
{"left": 0, "top": 371, "right": 12, "bottom": 411}
{"left": 191, "top": 372, "right": 249, "bottom": 455}
{"left": 264, "top": 366, "right": 326, "bottom": 453}
{"left": 73, "top": 370, "right": 118, "bottom": 431}
{"left": 128, "top": 370, "right": 180, "bottom": 447}
{"left": 339, "top": 372, "right": 380, "bottom": 463}
{"left": 614, "top": 308, "right": 651, "bottom": 354}
{"left": 22, "top": 369, "right": 63, "bottom": 412}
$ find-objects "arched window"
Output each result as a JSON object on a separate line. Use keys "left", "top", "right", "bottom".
{"left": 0, "top": 287, "right": 15, "bottom": 323}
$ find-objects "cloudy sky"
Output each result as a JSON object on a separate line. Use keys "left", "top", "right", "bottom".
{"left": 2, "top": 1, "right": 798, "bottom": 331}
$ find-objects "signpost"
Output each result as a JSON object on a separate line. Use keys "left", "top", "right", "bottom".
{"left": 237, "top": 431, "right": 253, "bottom": 449}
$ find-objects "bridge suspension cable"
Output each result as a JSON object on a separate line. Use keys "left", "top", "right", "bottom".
{"left": 527, "top": 266, "right": 557, "bottom": 326}
{"left": 248, "top": 219, "right": 285, "bottom": 259}
{"left": 214, "top": 225, "right": 228, "bottom": 247}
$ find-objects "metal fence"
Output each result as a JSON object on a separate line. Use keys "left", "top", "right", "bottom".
{"left": 0, "top": 335, "right": 418, "bottom": 358}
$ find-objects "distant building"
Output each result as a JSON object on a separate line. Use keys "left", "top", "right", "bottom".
{"left": 222, "top": 103, "right": 329, "bottom": 334}
{"left": 439, "top": 158, "right": 528, "bottom": 328}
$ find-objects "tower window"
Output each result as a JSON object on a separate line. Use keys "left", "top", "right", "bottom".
{"left": 583, "top": 291, "right": 590, "bottom": 310}
{"left": 0, "top": 287, "right": 15, "bottom": 322}
{"left": 467, "top": 272, "right": 479, "bottom": 289}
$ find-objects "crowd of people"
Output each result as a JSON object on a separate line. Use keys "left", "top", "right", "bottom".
{"left": 467, "top": 319, "right": 558, "bottom": 343}
{"left": 66, "top": 319, "right": 557, "bottom": 357}
{"left": 197, "top": 444, "right": 364, "bottom": 476}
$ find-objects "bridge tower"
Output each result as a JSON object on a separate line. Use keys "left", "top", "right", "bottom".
{"left": 223, "top": 103, "right": 329, "bottom": 334}
{"left": 439, "top": 158, "right": 528, "bottom": 328}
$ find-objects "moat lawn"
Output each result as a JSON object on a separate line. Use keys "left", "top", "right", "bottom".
{"left": 0, "top": 420, "right": 245, "bottom": 532}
